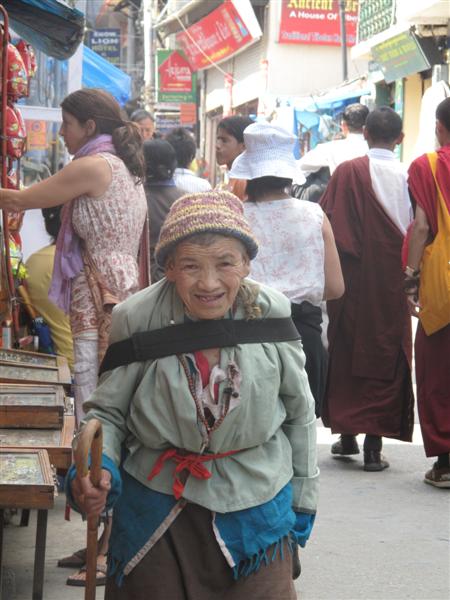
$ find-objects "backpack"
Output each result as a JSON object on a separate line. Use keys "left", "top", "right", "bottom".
{"left": 290, "top": 167, "right": 330, "bottom": 203}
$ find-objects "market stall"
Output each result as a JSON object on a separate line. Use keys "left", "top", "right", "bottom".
{"left": 0, "top": 2, "right": 82, "bottom": 597}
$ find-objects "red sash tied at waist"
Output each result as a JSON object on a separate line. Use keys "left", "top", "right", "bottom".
{"left": 147, "top": 447, "right": 240, "bottom": 500}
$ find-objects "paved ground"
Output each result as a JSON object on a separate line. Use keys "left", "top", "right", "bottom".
{"left": 2, "top": 426, "right": 449, "bottom": 600}
{"left": 299, "top": 433, "right": 450, "bottom": 600}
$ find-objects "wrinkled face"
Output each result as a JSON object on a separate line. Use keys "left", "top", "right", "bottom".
{"left": 59, "top": 110, "right": 93, "bottom": 155}
{"left": 165, "top": 237, "right": 250, "bottom": 320}
{"left": 137, "top": 117, "right": 154, "bottom": 140}
{"left": 216, "top": 127, "right": 245, "bottom": 169}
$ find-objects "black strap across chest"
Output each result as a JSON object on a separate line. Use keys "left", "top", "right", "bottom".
{"left": 99, "top": 317, "right": 300, "bottom": 376}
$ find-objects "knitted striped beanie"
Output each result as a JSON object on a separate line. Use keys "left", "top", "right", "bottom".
{"left": 155, "top": 190, "right": 259, "bottom": 266}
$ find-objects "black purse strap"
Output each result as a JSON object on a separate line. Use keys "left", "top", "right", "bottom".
{"left": 99, "top": 317, "right": 300, "bottom": 376}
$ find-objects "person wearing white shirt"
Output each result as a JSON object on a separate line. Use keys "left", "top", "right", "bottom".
{"left": 368, "top": 147, "right": 412, "bottom": 235}
{"left": 166, "top": 127, "right": 212, "bottom": 194}
{"left": 297, "top": 103, "right": 370, "bottom": 178}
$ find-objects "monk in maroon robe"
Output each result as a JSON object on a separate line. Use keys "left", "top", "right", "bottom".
{"left": 320, "top": 107, "right": 414, "bottom": 472}
{"left": 405, "top": 97, "right": 450, "bottom": 488}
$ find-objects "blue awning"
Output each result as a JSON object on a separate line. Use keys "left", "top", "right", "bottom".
{"left": 308, "top": 86, "right": 372, "bottom": 112}
{"left": 2, "top": 0, "right": 85, "bottom": 60}
{"left": 82, "top": 45, "right": 131, "bottom": 107}
{"left": 293, "top": 110, "right": 321, "bottom": 159}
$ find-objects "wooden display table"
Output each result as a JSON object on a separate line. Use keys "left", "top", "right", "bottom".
{"left": 0, "top": 449, "right": 55, "bottom": 600}
{"left": 0, "top": 415, "right": 75, "bottom": 470}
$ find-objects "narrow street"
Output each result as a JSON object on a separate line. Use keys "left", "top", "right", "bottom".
{"left": 3, "top": 424, "right": 448, "bottom": 600}
{"left": 300, "top": 427, "right": 449, "bottom": 600}
{"left": 1, "top": 2, "right": 450, "bottom": 600}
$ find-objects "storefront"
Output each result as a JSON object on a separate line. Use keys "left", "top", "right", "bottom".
{"left": 351, "top": 0, "right": 449, "bottom": 163}
{"left": 0, "top": 3, "right": 84, "bottom": 596}
{"left": 157, "top": 0, "right": 369, "bottom": 184}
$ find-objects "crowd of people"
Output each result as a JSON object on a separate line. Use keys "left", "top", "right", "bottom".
{"left": 0, "top": 89, "right": 448, "bottom": 598}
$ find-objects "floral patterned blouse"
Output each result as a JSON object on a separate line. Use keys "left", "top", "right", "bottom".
{"left": 70, "top": 153, "right": 147, "bottom": 336}
{"left": 244, "top": 197, "right": 324, "bottom": 307}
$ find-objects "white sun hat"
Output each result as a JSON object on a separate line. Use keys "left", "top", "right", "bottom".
{"left": 228, "top": 122, "right": 297, "bottom": 180}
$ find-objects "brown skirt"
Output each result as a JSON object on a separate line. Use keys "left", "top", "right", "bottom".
{"left": 105, "top": 502, "right": 297, "bottom": 600}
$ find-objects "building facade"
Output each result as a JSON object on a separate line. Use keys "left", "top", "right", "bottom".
{"left": 158, "top": 0, "right": 367, "bottom": 182}
{"left": 352, "top": 0, "right": 450, "bottom": 165}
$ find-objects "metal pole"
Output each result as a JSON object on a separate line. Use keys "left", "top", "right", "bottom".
{"left": 339, "top": 0, "right": 348, "bottom": 82}
{"left": 127, "top": 5, "right": 136, "bottom": 96}
{"left": 142, "top": 0, "right": 154, "bottom": 112}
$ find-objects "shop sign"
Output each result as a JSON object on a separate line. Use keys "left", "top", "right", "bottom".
{"left": 371, "top": 31, "right": 434, "bottom": 84}
{"left": 86, "top": 29, "right": 121, "bottom": 65}
{"left": 25, "top": 120, "right": 47, "bottom": 151}
{"left": 157, "top": 50, "right": 197, "bottom": 103}
{"left": 177, "top": 0, "right": 262, "bottom": 71}
{"left": 278, "top": 0, "right": 358, "bottom": 46}
{"left": 180, "top": 103, "right": 197, "bottom": 126}
{"left": 155, "top": 112, "right": 182, "bottom": 135}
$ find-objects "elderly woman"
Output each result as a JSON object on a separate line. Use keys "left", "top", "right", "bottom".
{"left": 69, "top": 191, "right": 318, "bottom": 599}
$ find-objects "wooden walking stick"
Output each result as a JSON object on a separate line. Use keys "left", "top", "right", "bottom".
{"left": 74, "top": 419, "right": 103, "bottom": 600}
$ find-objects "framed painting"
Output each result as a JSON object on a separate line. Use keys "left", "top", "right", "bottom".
{"left": 0, "top": 415, "right": 75, "bottom": 470}
{"left": 0, "top": 348, "right": 71, "bottom": 385}
{"left": 0, "top": 449, "right": 54, "bottom": 509}
{"left": 0, "top": 385, "right": 65, "bottom": 429}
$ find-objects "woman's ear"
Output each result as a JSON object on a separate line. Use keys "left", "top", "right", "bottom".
{"left": 85, "top": 119, "right": 97, "bottom": 137}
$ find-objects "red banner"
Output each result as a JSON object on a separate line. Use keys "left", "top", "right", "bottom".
{"left": 177, "top": 1, "right": 259, "bottom": 71}
{"left": 278, "top": 0, "right": 358, "bottom": 46}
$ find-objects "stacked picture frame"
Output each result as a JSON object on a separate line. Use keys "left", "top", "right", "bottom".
{"left": 0, "top": 348, "right": 74, "bottom": 470}
{"left": 0, "top": 346, "right": 73, "bottom": 600}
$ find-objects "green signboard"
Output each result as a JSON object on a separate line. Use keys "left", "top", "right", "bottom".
{"left": 371, "top": 30, "right": 431, "bottom": 84}
{"left": 156, "top": 49, "right": 197, "bottom": 104}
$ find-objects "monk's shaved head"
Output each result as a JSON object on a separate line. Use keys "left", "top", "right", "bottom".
{"left": 436, "top": 98, "right": 450, "bottom": 132}
{"left": 364, "top": 107, "right": 403, "bottom": 144}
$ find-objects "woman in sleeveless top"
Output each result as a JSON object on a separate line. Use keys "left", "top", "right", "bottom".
{"left": 230, "top": 122, "right": 344, "bottom": 416}
{"left": 0, "top": 88, "right": 148, "bottom": 416}
{"left": 0, "top": 88, "right": 148, "bottom": 586}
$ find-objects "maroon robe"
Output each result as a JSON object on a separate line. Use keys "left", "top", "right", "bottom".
{"left": 320, "top": 156, "right": 414, "bottom": 441}
{"left": 407, "top": 147, "right": 450, "bottom": 457}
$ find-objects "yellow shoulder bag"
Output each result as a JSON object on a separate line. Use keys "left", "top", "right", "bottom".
{"left": 418, "top": 152, "right": 450, "bottom": 335}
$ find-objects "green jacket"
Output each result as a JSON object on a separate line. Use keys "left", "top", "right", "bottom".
{"left": 84, "top": 278, "right": 319, "bottom": 514}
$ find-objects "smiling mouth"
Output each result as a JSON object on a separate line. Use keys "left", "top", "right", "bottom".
{"left": 195, "top": 293, "right": 225, "bottom": 304}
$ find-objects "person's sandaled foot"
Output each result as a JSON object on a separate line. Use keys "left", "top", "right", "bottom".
{"left": 66, "top": 556, "right": 107, "bottom": 587}
{"left": 57, "top": 548, "right": 87, "bottom": 569}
